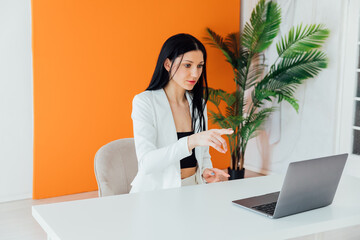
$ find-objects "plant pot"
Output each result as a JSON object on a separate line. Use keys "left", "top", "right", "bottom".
{"left": 228, "top": 167, "right": 245, "bottom": 180}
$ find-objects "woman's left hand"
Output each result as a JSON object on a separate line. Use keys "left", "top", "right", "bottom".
{"left": 202, "top": 168, "right": 230, "bottom": 183}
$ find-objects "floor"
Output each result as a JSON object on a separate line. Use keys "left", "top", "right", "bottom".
{"left": 1, "top": 170, "right": 359, "bottom": 240}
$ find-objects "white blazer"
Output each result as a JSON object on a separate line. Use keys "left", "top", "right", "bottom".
{"left": 130, "top": 89, "right": 213, "bottom": 193}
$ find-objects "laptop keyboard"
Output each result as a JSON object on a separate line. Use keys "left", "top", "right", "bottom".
{"left": 252, "top": 201, "right": 277, "bottom": 215}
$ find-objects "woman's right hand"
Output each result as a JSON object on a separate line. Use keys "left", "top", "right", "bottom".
{"left": 187, "top": 128, "right": 234, "bottom": 153}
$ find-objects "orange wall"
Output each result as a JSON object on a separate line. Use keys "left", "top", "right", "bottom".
{"left": 32, "top": 0, "right": 239, "bottom": 199}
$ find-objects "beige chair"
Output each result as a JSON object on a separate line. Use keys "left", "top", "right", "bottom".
{"left": 94, "top": 138, "right": 138, "bottom": 197}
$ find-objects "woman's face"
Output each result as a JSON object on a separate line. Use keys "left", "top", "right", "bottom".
{"left": 165, "top": 50, "right": 204, "bottom": 91}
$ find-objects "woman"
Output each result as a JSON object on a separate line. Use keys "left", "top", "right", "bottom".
{"left": 130, "top": 33, "right": 233, "bottom": 193}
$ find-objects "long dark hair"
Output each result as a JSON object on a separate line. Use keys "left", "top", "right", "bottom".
{"left": 146, "top": 33, "right": 209, "bottom": 133}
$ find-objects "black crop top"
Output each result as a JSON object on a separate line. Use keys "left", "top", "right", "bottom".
{"left": 177, "top": 131, "right": 197, "bottom": 169}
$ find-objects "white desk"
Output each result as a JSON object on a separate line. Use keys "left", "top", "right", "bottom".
{"left": 32, "top": 175, "right": 360, "bottom": 240}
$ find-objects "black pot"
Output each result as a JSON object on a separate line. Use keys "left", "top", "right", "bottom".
{"left": 228, "top": 167, "right": 245, "bottom": 180}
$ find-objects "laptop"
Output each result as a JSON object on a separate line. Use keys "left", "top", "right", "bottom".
{"left": 232, "top": 154, "right": 348, "bottom": 219}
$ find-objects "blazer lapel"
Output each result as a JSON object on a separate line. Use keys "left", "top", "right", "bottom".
{"left": 185, "top": 91, "right": 203, "bottom": 168}
{"left": 155, "top": 89, "right": 178, "bottom": 143}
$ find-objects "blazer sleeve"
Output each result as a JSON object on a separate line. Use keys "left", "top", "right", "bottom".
{"left": 201, "top": 104, "right": 213, "bottom": 173}
{"left": 131, "top": 94, "right": 192, "bottom": 175}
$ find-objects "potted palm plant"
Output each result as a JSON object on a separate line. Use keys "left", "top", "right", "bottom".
{"left": 205, "top": 0, "right": 330, "bottom": 179}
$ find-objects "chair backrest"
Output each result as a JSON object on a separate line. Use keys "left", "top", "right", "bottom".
{"left": 94, "top": 138, "right": 138, "bottom": 197}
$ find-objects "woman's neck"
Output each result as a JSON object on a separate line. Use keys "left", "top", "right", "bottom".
{"left": 163, "top": 81, "right": 187, "bottom": 104}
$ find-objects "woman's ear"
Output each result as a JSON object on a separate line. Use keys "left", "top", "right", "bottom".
{"left": 164, "top": 58, "right": 171, "bottom": 72}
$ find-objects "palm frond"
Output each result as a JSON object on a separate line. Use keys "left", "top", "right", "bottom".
{"left": 224, "top": 32, "right": 240, "bottom": 60}
{"left": 209, "top": 110, "right": 245, "bottom": 130}
{"left": 226, "top": 115, "right": 245, "bottom": 129}
{"left": 224, "top": 91, "right": 245, "bottom": 117}
{"left": 248, "top": 107, "right": 275, "bottom": 123}
{"left": 252, "top": 89, "right": 277, "bottom": 107}
{"left": 241, "top": 107, "right": 275, "bottom": 141}
{"left": 257, "top": 50, "right": 328, "bottom": 93}
{"left": 208, "top": 110, "right": 230, "bottom": 129}
{"left": 225, "top": 106, "right": 235, "bottom": 118}
{"left": 242, "top": 0, "right": 281, "bottom": 53}
{"left": 228, "top": 48, "right": 252, "bottom": 91}
{"left": 281, "top": 95, "right": 299, "bottom": 112}
{"left": 235, "top": 68, "right": 247, "bottom": 88}
{"left": 207, "top": 88, "right": 221, "bottom": 107}
{"left": 236, "top": 48, "right": 251, "bottom": 71}
{"left": 244, "top": 53, "right": 266, "bottom": 89}
{"left": 252, "top": 88, "right": 299, "bottom": 111}
{"left": 249, "top": 107, "right": 275, "bottom": 138}
{"left": 277, "top": 24, "right": 330, "bottom": 58}
{"left": 208, "top": 88, "right": 236, "bottom": 107}
{"left": 205, "top": 28, "right": 237, "bottom": 68}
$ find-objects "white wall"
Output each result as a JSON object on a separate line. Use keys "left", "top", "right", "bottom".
{"left": 0, "top": 0, "right": 33, "bottom": 202}
{"left": 244, "top": 0, "right": 358, "bottom": 176}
